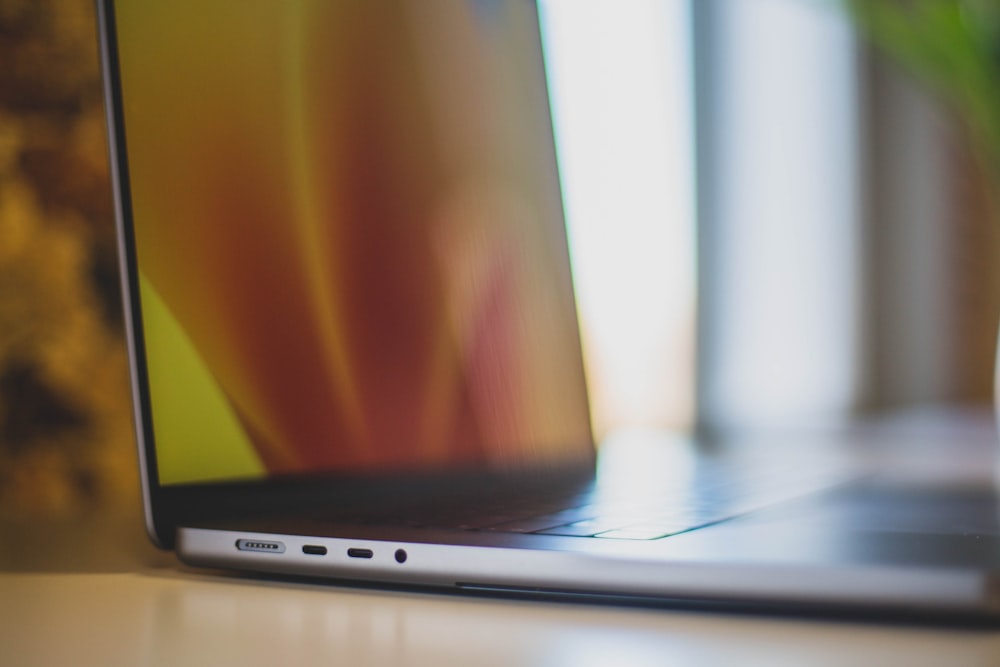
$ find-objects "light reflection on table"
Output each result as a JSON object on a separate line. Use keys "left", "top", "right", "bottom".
{"left": 3, "top": 567, "right": 998, "bottom": 667}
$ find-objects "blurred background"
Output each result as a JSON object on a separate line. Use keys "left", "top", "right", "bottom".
{"left": 0, "top": 0, "right": 136, "bottom": 516}
{"left": 1, "top": 0, "right": 997, "bottom": 516}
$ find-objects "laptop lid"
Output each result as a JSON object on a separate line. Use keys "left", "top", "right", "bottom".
{"left": 100, "top": 0, "right": 596, "bottom": 547}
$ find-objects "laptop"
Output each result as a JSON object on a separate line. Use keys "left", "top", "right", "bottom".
{"left": 98, "top": 0, "right": 1000, "bottom": 620}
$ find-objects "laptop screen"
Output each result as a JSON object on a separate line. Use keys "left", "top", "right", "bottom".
{"left": 112, "top": 0, "right": 593, "bottom": 486}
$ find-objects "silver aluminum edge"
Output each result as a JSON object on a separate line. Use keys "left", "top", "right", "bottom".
{"left": 96, "top": 0, "right": 161, "bottom": 548}
{"left": 177, "top": 527, "right": 998, "bottom": 615}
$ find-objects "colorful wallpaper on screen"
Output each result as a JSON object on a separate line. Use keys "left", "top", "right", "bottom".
{"left": 115, "top": 0, "right": 593, "bottom": 485}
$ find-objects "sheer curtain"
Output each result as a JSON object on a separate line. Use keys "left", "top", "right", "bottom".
{"left": 694, "top": 0, "right": 863, "bottom": 430}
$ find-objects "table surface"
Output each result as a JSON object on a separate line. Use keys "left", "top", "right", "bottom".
{"left": 5, "top": 412, "right": 1000, "bottom": 666}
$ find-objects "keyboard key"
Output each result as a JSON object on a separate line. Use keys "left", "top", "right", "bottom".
{"left": 483, "top": 516, "right": 572, "bottom": 533}
{"left": 481, "top": 507, "right": 607, "bottom": 533}
{"left": 537, "top": 517, "right": 630, "bottom": 537}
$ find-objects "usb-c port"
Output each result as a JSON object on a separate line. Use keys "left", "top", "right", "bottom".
{"left": 302, "top": 545, "right": 327, "bottom": 556}
{"left": 347, "top": 547, "right": 374, "bottom": 559}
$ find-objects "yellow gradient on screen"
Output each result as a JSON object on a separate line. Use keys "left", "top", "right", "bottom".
{"left": 139, "top": 274, "right": 264, "bottom": 484}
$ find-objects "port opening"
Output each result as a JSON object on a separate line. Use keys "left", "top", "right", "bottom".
{"left": 302, "top": 545, "right": 327, "bottom": 556}
{"left": 347, "top": 547, "right": 374, "bottom": 559}
{"left": 235, "top": 538, "right": 285, "bottom": 553}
